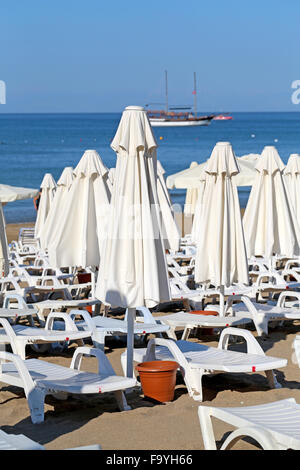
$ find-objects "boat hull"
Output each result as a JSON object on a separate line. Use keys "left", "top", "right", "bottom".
{"left": 150, "top": 119, "right": 211, "bottom": 127}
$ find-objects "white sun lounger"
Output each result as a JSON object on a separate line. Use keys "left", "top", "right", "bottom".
{"left": 0, "top": 430, "right": 45, "bottom": 450}
{"left": 0, "top": 313, "right": 92, "bottom": 359}
{"left": 0, "top": 347, "right": 136, "bottom": 423}
{"left": 198, "top": 398, "right": 300, "bottom": 450}
{"left": 121, "top": 328, "right": 287, "bottom": 401}
{"left": 30, "top": 298, "right": 101, "bottom": 322}
{"left": 216, "top": 293, "right": 300, "bottom": 336}
{"left": 0, "top": 430, "right": 101, "bottom": 450}
{"left": 51, "top": 310, "right": 170, "bottom": 350}
{"left": 134, "top": 306, "right": 252, "bottom": 341}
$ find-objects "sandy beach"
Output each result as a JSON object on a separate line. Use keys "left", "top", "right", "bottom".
{"left": 0, "top": 222, "right": 299, "bottom": 451}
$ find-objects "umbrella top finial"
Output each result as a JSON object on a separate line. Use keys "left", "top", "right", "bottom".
{"left": 124, "top": 106, "right": 145, "bottom": 112}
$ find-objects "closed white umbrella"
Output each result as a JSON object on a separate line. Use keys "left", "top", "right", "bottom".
{"left": 283, "top": 154, "right": 300, "bottom": 225}
{"left": 96, "top": 106, "right": 171, "bottom": 376}
{"left": 0, "top": 204, "right": 9, "bottom": 277}
{"left": 39, "top": 167, "right": 74, "bottom": 250}
{"left": 194, "top": 142, "right": 249, "bottom": 315}
{"left": 157, "top": 160, "right": 180, "bottom": 252}
{"left": 34, "top": 173, "right": 57, "bottom": 238}
{"left": 190, "top": 167, "right": 207, "bottom": 243}
{"left": 48, "top": 150, "right": 111, "bottom": 269}
{"left": 243, "top": 146, "right": 300, "bottom": 261}
{"left": 184, "top": 161, "right": 199, "bottom": 215}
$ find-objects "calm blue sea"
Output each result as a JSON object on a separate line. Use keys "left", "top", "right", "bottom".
{"left": 0, "top": 112, "right": 300, "bottom": 223}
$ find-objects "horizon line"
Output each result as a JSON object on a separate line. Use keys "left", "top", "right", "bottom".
{"left": 1, "top": 110, "right": 300, "bottom": 115}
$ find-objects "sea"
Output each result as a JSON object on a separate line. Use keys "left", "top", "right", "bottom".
{"left": 0, "top": 111, "right": 300, "bottom": 223}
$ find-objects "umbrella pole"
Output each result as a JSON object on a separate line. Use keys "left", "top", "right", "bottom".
{"left": 126, "top": 307, "right": 136, "bottom": 377}
{"left": 219, "top": 285, "right": 225, "bottom": 316}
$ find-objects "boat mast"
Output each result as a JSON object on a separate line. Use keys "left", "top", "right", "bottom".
{"left": 165, "top": 70, "right": 168, "bottom": 114}
{"left": 193, "top": 72, "right": 197, "bottom": 117}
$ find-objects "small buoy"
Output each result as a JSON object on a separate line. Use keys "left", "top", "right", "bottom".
{"left": 274, "top": 138, "right": 278, "bottom": 142}
{"left": 159, "top": 136, "right": 163, "bottom": 140}
{"left": 251, "top": 134, "right": 255, "bottom": 138}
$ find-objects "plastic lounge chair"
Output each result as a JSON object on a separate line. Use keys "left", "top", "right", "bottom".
{"left": 218, "top": 293, "right": 300, "bottom": 336}
{"left": 121, "top": 328, "right": 286, "bottom": 401}
{"left": 0, "top": 346, "right": 136, "bottom": 423}
{"left": 198, "top": 398, "right": 300, "bottom": 450}
{"left": 52, "top": 309, "right": 170, "bottom": 350}
{"left": 0, "top": 430, "right": 101, "bottom": 450}
{"left": 0, "top": 313, "right": 92, "bottom": 359}
{"left": 32, "top": 298, "right": 101, "bottom": 322}
{"left": 134, "top": 306, "right": 252, "bottom": 341}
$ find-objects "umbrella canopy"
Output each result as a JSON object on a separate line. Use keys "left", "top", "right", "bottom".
{"left": 0, "top": 204, "right": 9, "bottom": 277}
{"left": 283, "top": 154, "right": 300, "bottom": 225}
{"left": 194, "top": 142, "right": 249, "bottom": 300}
{"left": 39, "top": 167, "right": 74, "bottom": 250}
{"left": 0, "top": 184, "right": 38, "bottom": 203}
{"left": 48, "top": 150, "right": 111, "bottom": 268}
{"left": 184, "top": 161, "right": 199, "bottom": 215}
{"left": 157, "top": 160, "right": 180, "bottom": 252}
{"left": 34, "top": 173, "right": 57, "bottom": 238}
{"left": 243, "top": 146, "right": 300, "bottom": 260}
{"left": 190, "top": 167, "right": 207, "bottom": 243}
{"left": 95, "top": 106, "right": 171, "bottom": 376}
{"left": 167, "top": 154, "right": 260, "bottom": 190}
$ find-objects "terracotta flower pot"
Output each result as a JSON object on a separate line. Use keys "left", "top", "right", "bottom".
{"left": 189, "top": 310, "right": 218, "bottom": 335}
{"left": 136, "top": 360, "right": 179, "bottom": 403}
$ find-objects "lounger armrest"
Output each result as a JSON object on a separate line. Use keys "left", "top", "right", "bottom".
{"left": 3, "top": 293, "right": 29, "bottom": 310}
{"left": 45, "top": 312, "right": 78, "bottom": 331}
{"left": 0, "top": 351, "right": 35, "bottom": 396}
{"left": 145, "top": 338, "right": 190, "bottom": 369}
{"left": 218, "top": 327, "right": 265, "bottom": 355}
{"left": 254, "top": 273, "right": 274, "bottom": 286}
{"left": 0, "top": 318, "right": 17, "bottom": 341}
{"left": 277, "top": 291, "right": 300, "bottom": 308}
{"left": 70, "top": 346, "right": 116, "bottom": 376}
{"left": 281, "top": 269, "right": 300, "bottom": 282}
{"left": 68, "top": 309, "right": 96, "bottom": 331}
{"left": 132, "top": 306, "right": 157, "bottom": 324}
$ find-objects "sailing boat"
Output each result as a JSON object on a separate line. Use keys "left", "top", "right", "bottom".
{"left": 146, "top": 72, "right": 215, "bottom": 127}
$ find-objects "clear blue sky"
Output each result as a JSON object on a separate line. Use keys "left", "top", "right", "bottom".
{"left": 1, "top": 0, "right": 299, "bottom": 113}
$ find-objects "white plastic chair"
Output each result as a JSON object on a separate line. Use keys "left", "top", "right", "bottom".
{"left": 52, "top": 309, "right": 170, "bottom": 350}
{"left": 198, "top": 399, "right": 300, "bottom": 450}
{"left": 0, "top": 430, "right": 101, "bottom": 450}
{"left": 0, "top": 347, "right": 136, "bottom": 423}
{"left": 0, "top": 313, "right": 92, "bottom": 359}
{"left": 121, "top": 328, "right": 287, "bottom": 402}
{"left": 135, "top": 306, "right": 252, "bottom": 340}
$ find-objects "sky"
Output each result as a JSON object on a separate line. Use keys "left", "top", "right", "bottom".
{"left": 0, "top": 0, "right": 299, "bottom": 113}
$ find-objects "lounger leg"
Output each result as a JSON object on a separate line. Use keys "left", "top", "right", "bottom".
{"left": 92, "top": 332, "right": 105, "bottom": 351}
{"left": 114, "top": 390, "right": 131, "bottom": 411}
{"left": 166, "top": 327, "right": 177, "bottom": 340}
{"left": 198, "top": 407, "right": 217, "bottom": 450}
{"left": 265, "top": 370, "right": 282, "bottom": 389}
{"left": 13, "top": 340, "right": 26, "bottom": 360}
{"left": 181, "top": 327, "right": 192, "bottom": 341}
{"left": 27, "top": 388, "right": 46, "bottom": 424}
{"left": 253, "top": 314, "right": 269, "bottom": 336}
